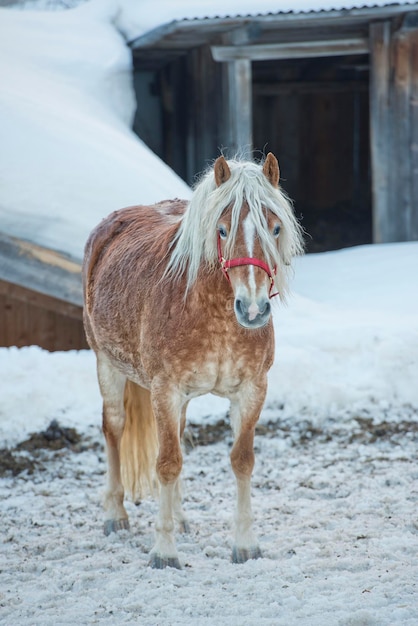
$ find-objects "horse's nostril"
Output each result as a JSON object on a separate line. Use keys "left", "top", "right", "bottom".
{"left": 235, "top": 299, "right": 244, "bottom": 315}
{"left": 260, "top": 301, "right": 271, "bottom": 316}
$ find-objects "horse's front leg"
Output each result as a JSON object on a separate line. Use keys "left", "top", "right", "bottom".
{"left": 149, "top": 382, "right": 185, "bottom": 569}
{"left": 229, "top": 379, "right": 267, "bottom": 563}
{"left": 173, "top": 405, "right": 191, "bottom": 534}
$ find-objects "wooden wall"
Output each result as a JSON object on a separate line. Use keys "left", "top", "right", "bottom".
{"left": 133, "top": 45, "right": 228, "bottom": 185}
{"left": 132, "top": 12, "right": 418, "bottom": 248}
{"left": 252, "top": 56, "right": 371, "bottom": 251}
{"left": 0, "top": 281, "right": 88, "bottom": 352}
{"left": 370, "top": 16, "right": 418, "bottom": 242}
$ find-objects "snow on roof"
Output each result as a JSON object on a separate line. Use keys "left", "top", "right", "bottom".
{"left": 0, "top": 1, "right": 191, "bottom": 263}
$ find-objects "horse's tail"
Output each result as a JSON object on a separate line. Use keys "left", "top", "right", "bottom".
{"left": 120, "top": 380, "right": 159, "bottom": 502}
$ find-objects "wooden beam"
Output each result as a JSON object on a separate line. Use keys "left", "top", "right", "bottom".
{"left": 254, "top": 81, "right": 369, "bottom": 96}
{"left": 227, "top": 59, "right": 252, "bottom": 154}
{"left": 410, "top": 31, "right": 418, "bottom": 240}
{"left": 0, "top": 280, "right": 83, "bottom": 320}
{"left": 369, "top": 21, "right": 391, "bottom": 243}
{"left": 0, "top": 232, "right": 83, "bottom": 307}
{"left": 212, "top": 38, "right": 369, "bottom": 62}
{"left": 392, "top": 31, "right": 412, "bottom": 241}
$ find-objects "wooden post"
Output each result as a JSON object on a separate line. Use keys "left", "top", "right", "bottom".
{"left": 369, "top": 21, "right": 391, "bottom": 243}
{"left": 227, "top": 59, "right": 253, "bottom": 155}
{"left": 409, "top": 31, "right": 418, "bottom": 239}
{"left": 392, "top": 30, "right": 412, "bottom": 241}
{"left": 217, "top": 28, "right": 253, "bottom": 157}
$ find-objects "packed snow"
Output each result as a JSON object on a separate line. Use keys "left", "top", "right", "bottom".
{"left": 1, "top": 241, "right": 418, "bottom": 625}
{"left": 1, "top": 1, "right": 418, "bottom": 625}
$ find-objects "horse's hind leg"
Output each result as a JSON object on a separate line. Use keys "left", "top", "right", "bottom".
{"left": 96, "top": 352, "right": 128, "bottom": 535}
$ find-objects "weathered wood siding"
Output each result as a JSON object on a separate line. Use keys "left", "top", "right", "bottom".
{"left": 132, "top": 8, "right": 418, "bottom": 247}
{"left": 253, "top": 62, "right": 371, "bottom": 251}
{"left": 370, "top": 15, "right": 418, "bottom": 242}
{"left": 0, "top": 281, "right": 88, "bottom": 351}
{"left": 0, "top": 234, "right": 88, "bottom": 351}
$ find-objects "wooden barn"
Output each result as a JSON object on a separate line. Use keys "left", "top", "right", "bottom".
{"left": 130, "top": 1, "right": 418, "bottom": 252}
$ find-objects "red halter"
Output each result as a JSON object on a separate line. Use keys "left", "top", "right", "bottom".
{"left": 217, "top": 232, "right": 279, "bottom": 299}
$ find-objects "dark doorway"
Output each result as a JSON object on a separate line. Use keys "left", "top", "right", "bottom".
{"left": 253, "top": 54, "right": 372, "bottom": 252}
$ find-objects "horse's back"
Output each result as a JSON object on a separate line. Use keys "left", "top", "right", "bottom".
{"left": 82, "top": 199, "right": 187, "bottom": 355}
{"left": 83, "top": 200, "right": 186, "bottom": 292}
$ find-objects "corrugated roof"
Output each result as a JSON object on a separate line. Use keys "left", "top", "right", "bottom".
{"left": 130, "top": 2, "right": 418, "bottom": 69}
{"left": 172, "top": 2, "right": 417, "bottom": 21}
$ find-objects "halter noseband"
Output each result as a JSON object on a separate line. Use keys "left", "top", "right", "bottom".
{"left": 217, "top": 232, "right": 279, "bottom": 299}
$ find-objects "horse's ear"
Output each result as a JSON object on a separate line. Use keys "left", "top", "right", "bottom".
{"left": 262, "top": 152, "right": 280, "bottom": 187}
{"left": 214, "top": 156, "right": 231, "bottom": 187}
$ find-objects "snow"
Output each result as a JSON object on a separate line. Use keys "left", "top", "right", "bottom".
{"left": 1, "top": 2, "right": 418, "bottom": 624}
{"left": 0, "top": 1, "right": 191, "bottom": 260}
{"left": 1, "top": 242, "right": 418, "bottom": 624}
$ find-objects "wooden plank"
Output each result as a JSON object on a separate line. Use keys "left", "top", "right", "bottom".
{"left": 254, "top": 81, "right": 369, "bottom": 96}
{"left": 392, "top": 32, "right": 412, "bottom": 241}
{"left": 227, "top": 59, "right": 253, "bottom": 154}
{"left": 0, "top": 290, "right": 88, "bottom": 350}
{"left": 187, "top": 45, "right": 226, "bottom": 176}
{"left": 0, "top": 232, "right": 83, "bottom": 307}
{"left": 369, "top": 21, "right": 391, "bottom": 243}
{"left": 0, "top": 280, "right": 83, "bottom": 320}
{"left": 212, "top": 38, "right": 369, "bottom": 62}
{"left": 410, "top": 31, "right": 418, "bottom": 240}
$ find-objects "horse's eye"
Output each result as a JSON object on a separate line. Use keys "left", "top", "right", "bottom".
{"left": 273, "top": 224, "right": 281, "bottom": 238}
{"left": 218, "top": 226, "right": 228, "bottom": 239}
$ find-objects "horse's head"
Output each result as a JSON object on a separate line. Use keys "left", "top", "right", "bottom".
{"left": 215, "top": 153, "right": 282, "bottom": 330}
{"left": 165, "top": 152, "right": 303, "bottom": 320}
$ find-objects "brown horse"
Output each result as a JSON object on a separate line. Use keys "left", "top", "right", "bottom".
{"left": 82, "top": 153, "right": 304, "bottom": 568}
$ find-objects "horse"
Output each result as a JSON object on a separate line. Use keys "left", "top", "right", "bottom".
{"left": 82, "top": 152, "right": 304, "bottom": 569}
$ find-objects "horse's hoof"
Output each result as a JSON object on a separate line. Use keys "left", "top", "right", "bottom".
{"left": 149, "top": 554, "right": 182, "bottom": 570}
{"left": 103, "top": 518, "right": 130, "bottom": 536}
{"left": 178, "top": 520, "right": 191, "bottom": 534}
{"left": 231, "top": 545, "right": 262, "bottom": 564}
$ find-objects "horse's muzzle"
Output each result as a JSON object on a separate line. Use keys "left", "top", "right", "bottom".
{"left": 234, "top": 297, "right": 271, "bottom": 329}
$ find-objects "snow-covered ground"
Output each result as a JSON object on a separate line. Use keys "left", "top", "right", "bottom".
{"left": 1, "top": 1, "right": 417, "bottom": 624}
{"left": 1, "top": 241, "right": 418, "bottom": 625}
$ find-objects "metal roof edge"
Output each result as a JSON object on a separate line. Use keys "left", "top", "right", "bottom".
{"left": 129, "top": 4, "right": 418, "bottom": 49}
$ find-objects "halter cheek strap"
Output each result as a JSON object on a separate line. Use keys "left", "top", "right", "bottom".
{"left": 217, "top": 233, "right": 279, "bottom": 299}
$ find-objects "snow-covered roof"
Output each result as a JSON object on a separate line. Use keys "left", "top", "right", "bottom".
{"left": 0, "top": 1, "right": 195, "bottom": 304}
{"left": 0, "top": 2, "right": 191, "bottom": 269}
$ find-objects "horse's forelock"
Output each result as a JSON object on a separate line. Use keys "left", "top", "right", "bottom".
{"left": 165, "top": 157, "right": 304, "bottom": 297}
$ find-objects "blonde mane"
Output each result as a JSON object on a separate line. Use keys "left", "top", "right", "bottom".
{"left": 165, "top": 156, "right": 304, "bottom": 300}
